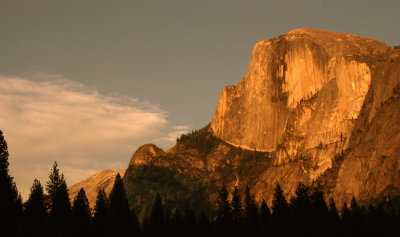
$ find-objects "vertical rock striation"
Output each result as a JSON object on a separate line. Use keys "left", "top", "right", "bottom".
{"left": 70, "top": 29, "right": 400, "bottom": 214}
{"left": 333, "top": 49, "right": 400, "bottom": 204}
{"left": 211, "top": 28, "right": 391, "bottom": 179}
{"left": 208, "top": 28, "right": 399, "bottom": 206}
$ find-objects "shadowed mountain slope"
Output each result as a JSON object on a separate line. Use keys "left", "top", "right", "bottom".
{"left": 71, "top": 29, "right": 400, "bottom": 217}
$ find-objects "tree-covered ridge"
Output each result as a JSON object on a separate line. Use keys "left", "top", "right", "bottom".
{"left": 176, "top": 124, "right": 222, "bottom": 155}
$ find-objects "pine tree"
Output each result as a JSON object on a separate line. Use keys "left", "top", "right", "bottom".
{"left": 71, "top": 188, "right": 91, "bottom": 236}
{"left": 310, "top": 188, "right": 328, "bottom": 213}
{"left": 290, "top": 183, "right": 310, "bottom": 214}
{"left": 23, "top": 179, "right": 48, "bottom": 237}
{"left": 290, "top": 183, "right": 311, "bottom": 235}
{"left": 271, "top": 183, "right": 288, "bottom": 235}
{"left": 271, "top": 183, "right": 288, "bottom": 217}
{"left": 350, "top": 196, "right": 363, "bottom": 236}
{"left": 15, "top": 194, "right": 23, "bottom": 232}
{"left": 259, "top": 200, "right": 271, "bottom": 237}
{"left": 231, "top": 187, "right": 243, "bottom": 223}
{"left": 108, "top": 173, "right": 134, "bottom": 236}
{"left": 341, "top": 201, "right": 351, "bottom": 220}
{"left": 215, "top": 183, "right": 232, "bottom": 236}
{"left": 341, "top": 201, "right": 351, "bottom": 235}
{"left": 259, "top": 200, "right": 271, "bottom": 222}
{"left": 309, "top": 188, "right": 329, "bottom": 236}
{"left": 328, "top": 197, "right": 340, "bottom": 222}
{"left": 149, "top": 193, "right": 166, "bottom": 237}
{"left": 46, "top": 162, "right": 71, "bottom": 237}
{"left": 216, "top": 183, "right": 232, "bottom": 223}
{"left": 350, "top": 196, "right": 361, "bottom": 217}
{"left": 0, "top": 130, "right": 23, "bottom": 236}
{"left": 93, "top": 188, "right": 109, "bottom": 237}
{"left": 327, "top": 197, "right": 340, "bottom": 236}
{"left": 243, "top": 186, "right": 259, "bottom": 237}
{"left": 243, "top": 186, "right": 258, "bottom": 223}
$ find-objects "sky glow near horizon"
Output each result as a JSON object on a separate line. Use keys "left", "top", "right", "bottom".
{"left": 0, "top": 75, "right": 189, "bottom": 199}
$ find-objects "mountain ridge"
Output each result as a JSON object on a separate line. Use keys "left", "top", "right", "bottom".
{"left": 70, "top": 28, "right": 400, "bottom": 218}
{"left": 69, "top": 169, "right": 126, "bottom": 207}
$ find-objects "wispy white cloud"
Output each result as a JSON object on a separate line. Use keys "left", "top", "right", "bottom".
{"left": 0, "top": 75, "right": 189, "bottom": 199}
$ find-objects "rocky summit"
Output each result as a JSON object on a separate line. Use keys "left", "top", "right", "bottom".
{"left": 70, "top": 28, "right": 400, "bottom": 219}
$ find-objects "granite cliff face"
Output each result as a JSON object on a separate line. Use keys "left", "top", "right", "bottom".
{"left": 332, "top": 49, "right": 400, "bottom": 204}
{"left": 207, "top": 28, "right": 399, "bottom": 204}
{"left": 211, "top": 29, "right": 389, "bottom": 172}
{"left": 70, "top": 29, "right": 400, "bottom": 216}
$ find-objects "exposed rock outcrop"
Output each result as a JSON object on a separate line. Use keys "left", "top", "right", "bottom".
{"left": 71, "top": 28, "right": 400, "bottom": 216}
{"left": 129, "top": 144, "right": 164, "bottom": 166}
{"left": 333, "top": 50, "right": 400, "bottom": 204}
{"left": 206, "top": 28, "right": 399, "bottom": 206}
{"left": 211, "top": 29, "right": 390, "bottom": 171}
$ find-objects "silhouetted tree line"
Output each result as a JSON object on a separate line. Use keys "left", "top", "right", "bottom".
{"left": 141, "top": 183, "right": 400, "bottom": 237}
{"left": 0, "top": 131, "right": 140, "bottom": 237}
{"left": 1, "top": 130, "right": 400, "bottom": 236}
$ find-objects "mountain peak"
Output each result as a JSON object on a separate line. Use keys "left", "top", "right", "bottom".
{"left": 69, "top": 169, "right": 126, "bottom": 207}
{"left": 129, "top": 144, "right": 164, "bottom": 166}
{"left": 211, "top": 28, "right": 392, "bottom": 154}
{"left": 71, "top": 29, "right": 400, "bottom": 213}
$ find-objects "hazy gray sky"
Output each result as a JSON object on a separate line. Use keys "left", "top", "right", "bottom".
{"left": 0, "top": 0, "right": 399, "bottom": 198}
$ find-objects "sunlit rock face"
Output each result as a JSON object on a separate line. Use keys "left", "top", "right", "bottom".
{"left": 122, "top": 29, "right": 399, "bottom": 212}
{"left": 129, "top": 144, "right": 164, "bottom": 166}
{"left": 69, "top": 169, "right": 126, "bottom": 208}
{"left": 207, "top": 29, "right": 399, "bottom": 206}
{"left": 71, "top": 29, "right": 400, "bottom": 214}
{"left": 211, "top": 28, "right": 390, "bottom": 178}
{"left": 333, "top": 50, "right": 400, "bottom": 204}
